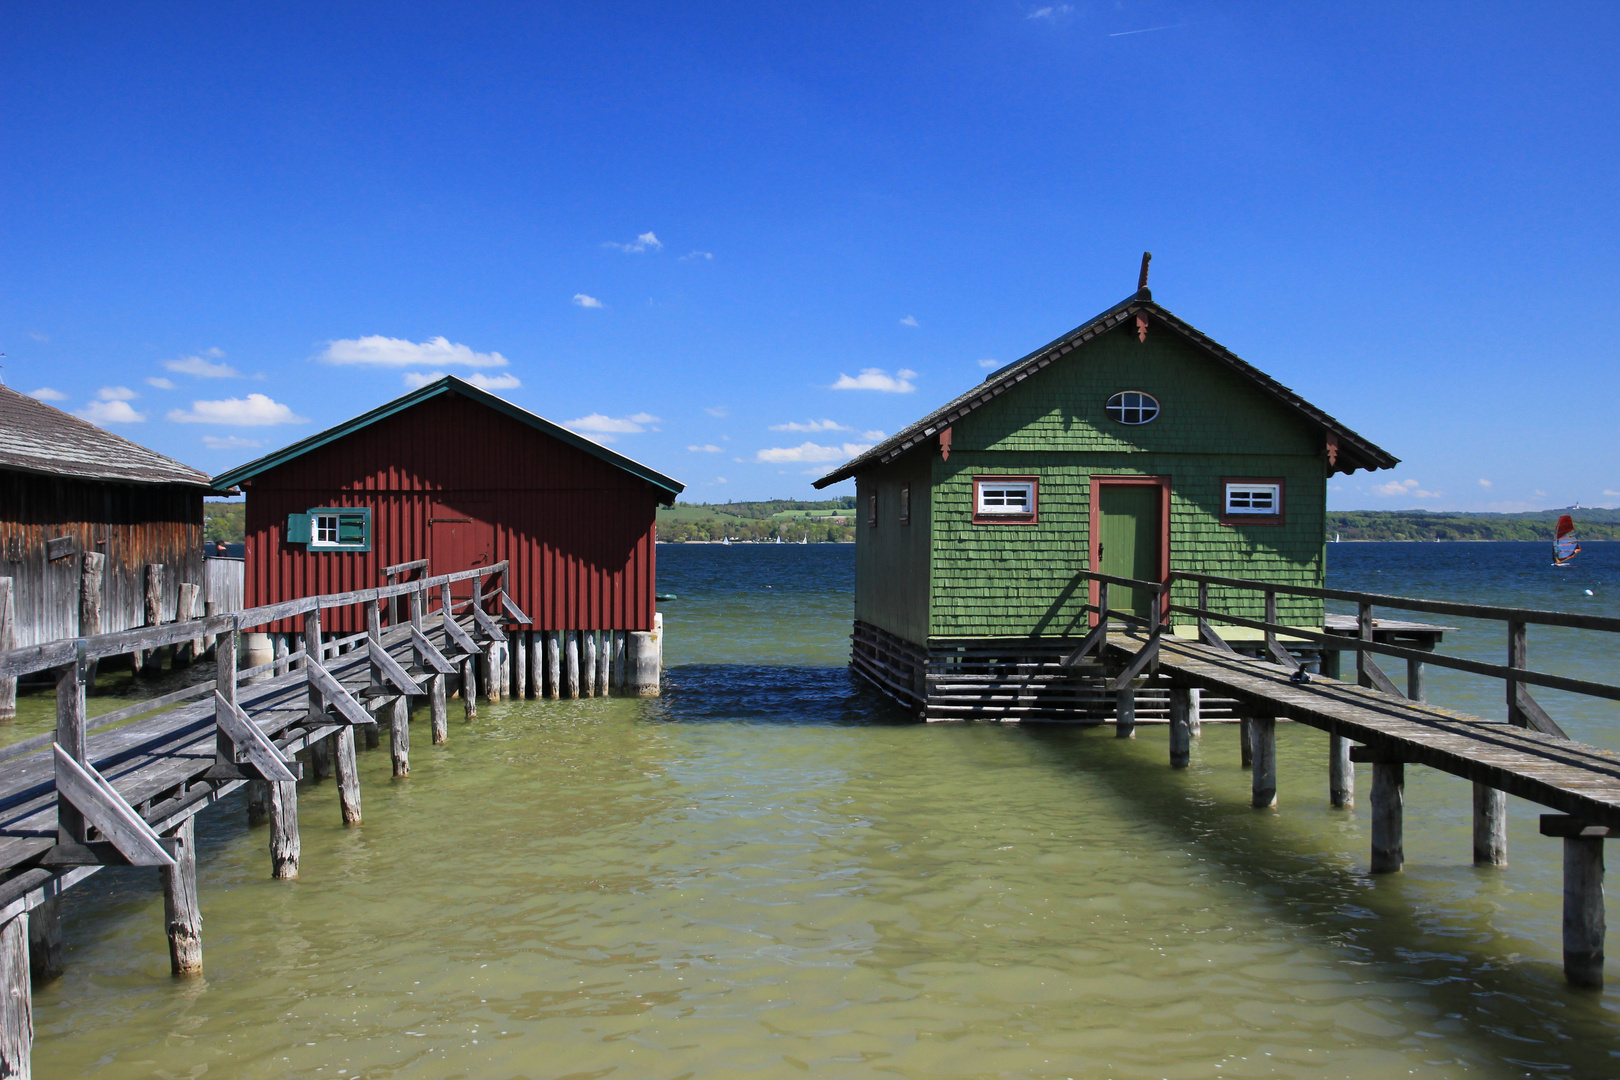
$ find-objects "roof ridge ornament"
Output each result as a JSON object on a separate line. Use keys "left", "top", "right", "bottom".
{"left": 1137, "top": 251, "right": 1152, "bottom": 293}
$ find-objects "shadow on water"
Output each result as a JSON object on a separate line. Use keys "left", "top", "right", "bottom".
{"left": 656, "top": 663, "right": 914, "bottom": 726}
{"left": 1012, "top": 722, "right": 1620, "bottom": 1075}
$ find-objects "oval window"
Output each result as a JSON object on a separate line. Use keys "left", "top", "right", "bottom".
{"left": 1105, "top": 390, "right": 1160, "bottom": 425}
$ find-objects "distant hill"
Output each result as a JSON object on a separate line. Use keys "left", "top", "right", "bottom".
{"left": 657, "top": 497, "right": 858, "bottom": 542}
{"left": 1328, "top": 509, "right": 1620, "bottom": 542}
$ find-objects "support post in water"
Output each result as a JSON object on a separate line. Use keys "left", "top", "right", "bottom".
{"left": 1474, "top": 784, "right": 1507, "bottom": 866}
{"left": 268, "top": 776, "right": 299, "bottom": 879}
{"left": 528, "top": 631, "right": 543, "bottom": 699}
{"left": 1114, "top": 687, "right": 1135, "bottom": 738}
{"left": 0, "top": 911, "right": 31, "bottom": 1078}
{"left": 162, "top": 816, "right": 202, "bottom": 976}
{"left": 565, "top": 630, "right": 580, "bottom": 699}
{"left": 546, "top": 631, "right": 561, "bottom": 699}
{"left": 513, "top": 630, "right": 528, "bottom": 700}
{"left": 1240, "top": 715, "right": 1253, "bottom": 769}
{"left": 582, "top": 631, "right": 597, "bottom": 698}
{"left": 1250, "top": 716, "right": 1277, "bottom": 807}
{"left": 1329, "top": 733, "right": 1354, "bottom": 808}
{"left": 389, "top": 695, "right": 409, "bottom": 777}
{"left": 1187, "top": 688, "right": 1201, "bottom": 737}
{"left": 26, "top": 894, "right": 61, "bottom": 984}
{"left": 1370, "top": 761, "right": 1404, "bottom": 873}
{"left": 1168, "top": 687, "right": 1192, "bottom": 768}
{"left": 1564, "top": 835, "right": 1605, "bottom": 987}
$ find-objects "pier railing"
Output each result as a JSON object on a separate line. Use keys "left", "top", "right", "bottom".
{"left": 0, "top": 560, "right": 521, "bottom": 871}
{"left": 1064, "top": 569, "right": 1620, "bottom": 739}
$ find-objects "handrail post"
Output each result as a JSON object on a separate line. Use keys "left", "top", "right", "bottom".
{"left": 56, "top": 640, "right": 89, "bottom": 846}
{"left": 214, "top": 616, "right": 239, "bottom": 770}
{"left": 1265, "top": 590, "right": 1279, "bottom": 657}
{"left": 1356, "top": 602, "right": 1373, "bottom": 688}
{"left": 1096, "top": 581, "right": 1109, "bottom": 631}
{"left": 1507, "top": 620, "right": 1527, "bottom": 727}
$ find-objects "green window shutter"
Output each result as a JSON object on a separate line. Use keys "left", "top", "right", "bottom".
{"left": 338, "top": 512, "right": 368, "bottom": 546}
{"left": 286, "top": 513, "right": 312, "bottom": 543}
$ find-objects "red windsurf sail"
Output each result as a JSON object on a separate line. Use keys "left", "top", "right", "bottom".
{"left": 1554, "top": 514, "right": 1582, "bottom": 564}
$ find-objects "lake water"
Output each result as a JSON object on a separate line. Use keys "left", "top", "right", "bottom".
{"left": 23, "top": 542, "right": 1620, "bottom": 1078}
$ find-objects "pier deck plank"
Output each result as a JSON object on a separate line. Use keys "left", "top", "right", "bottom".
{"left": 1108, "top": 632, "right": 1620, "bottom": 828}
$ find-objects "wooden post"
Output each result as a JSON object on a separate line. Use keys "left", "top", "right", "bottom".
{"left": 331, "top": 727, "right": 362, "bottom": 825}
{"left": 1239, "top": 716, "right": 1253, "bottom": 769}
{"left": 461, "top": 658, "right": 478, "bottom": 718}
{"left": 596, "top": 630, "right": 611, "bottom": 696}
{"left": 162, "top": 816, "right": 202, "bottom": 976}
{"left": 1370, "top": 762, "right": 1404, "bottom": 873}
{"left": 26, "top": 897, "right": 60, "bottom": 985}
{"left": 1356, "top": 602, "right": 1374, "bottom": 689}
{"left": 429, "top": 673, "right": 448, "bottom": 744}
{"left": 1329, "top": 733, "right": 1354, "bottom": 808}
{"left": 1250, "top": 716, "right": 1277, "bottom": 808}
{"left": 79, "top": 554, "right": 105, "bottom": 689}
{"left": 1264, "top": 589, "right": 1280, "bottom": 662}
{"left": 1473, "top": 783, "right": 1507, "bottom": 866}
{"left": 546, "top": 631, "right": 561, "bottom": 699}
{"left": 1507, "top": 620, "right": 1528, "bottom": 727}
{"left": 1114, "top": 687, "right": 1135, "bottom": 738}
{"left": 268, "top": 778, "right": 299, "bottom": 879}
{"left": 363, "top": 602, "right": 384, "bottom": 749}
{"left": 1320, "top": 644, "right": 1342, "bottom": 682}
{"left": 527, "top": 631, "right": 542, "bottom": 699}
{"left": 203, "top": 600, "right": 219, "bottom": 655}
{"left": 613, "top": 631, "right": 627, "bottom": 692}
{"left": 565, "top": 631, "right": 580, "bottom": 699}
{"left": 0, "top": 912, "right": 31, "bottom": 1078}
{"left": 0, "top": 580, "right": 14, "bottom": 721}
{"left": 627, "top": 620, "right": 660, "bottom": 698}
{"left": 1168, "top": 687, "right": 1192, "bottom": 768}
{"left": 585, "top": 631, "right": 600, "bottom": 697}
{"left": 302, "top": 608, "right": 327, "bottom": 786}
{"left": 1406, "top": 649, "right": 1427, "bottom": 703}
{"left": 173, "top": 582, "right": 199, "bottom": 667}
{"left": 481, "top": 642, "right": 501, "bottom": 703}
{"left": 388, "top": 695, "right": 409, "bottom": 777}
{"left": 273, "top": 634, "right": 290, "bottom": 677}
{"left": 514, "top": 631, "right": 528, "bottom": 700}
{"left": 1187, "top": 688, "right": 1201, "bottom": 737}
{"left": 247, "top": 780, "right": 269, "bottom": 826}
{"left": 140, "top": 563, "right": 165, "bottom": 676}
{"left": 1563, "top": 835, "right": 1605, "bottom": 987}
{"left": 57, "top": 647, "right": 88, "bottom": 847}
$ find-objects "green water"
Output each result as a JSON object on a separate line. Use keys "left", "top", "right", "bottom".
{"left": 23, "top": 543, "right": 1620, "bottom": 1077}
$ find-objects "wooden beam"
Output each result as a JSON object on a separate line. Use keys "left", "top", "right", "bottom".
{"left": 498, "top": 590, "right": 530, "bottom": 625}
{"left": 368, "top": 639, "right": 425, "bottom": 696}
{"left": 1250, "top": 716, "right": 1277, "bottom": 808}
{"left": 1329, "top": 733, "right": 1353, "bottom": 808}
{"left": 305, "top": 660, "right": 378, "bottom": 728}
{"left": 212, "top": 693, "right": 300, "bottom": 783}
{"left": 51, "top": 747, "right": 175, "bottom": 867}
{"left": 441, "top": 611, "right": 479, "bottom": 657}
{"left": 0, "top": 913, "right": 30, "bottom": 1079}
{"left": 1371, "top": 762, "right": 1404, "bottom": 873}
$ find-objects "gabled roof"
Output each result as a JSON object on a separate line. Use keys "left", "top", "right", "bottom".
{"left": 0, "top": 384, "right": 212, "bottom": 487}
{"left": 814, "top": 289, "right": 1399, "bottom": 487}
{"left": 212, "top": 375, "right": 685, "bottom": 503}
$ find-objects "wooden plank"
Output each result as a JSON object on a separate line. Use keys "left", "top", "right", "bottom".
{"left": 212, "top": 693, "right": 299, "bottom": 783}
{"left": 306, "top": 660, "right": 378, "bottom": 727}
{"left": 369, "top": 639, "right": 425, "bottom": 695}
{"left": 410, "top": 627, "right": 458, "bottom": 674}
{"left": 498, "top": 590, "right": 530, "bottom": 625}
{"left": 51, "top": 746, "right": 174, "bottom": 867}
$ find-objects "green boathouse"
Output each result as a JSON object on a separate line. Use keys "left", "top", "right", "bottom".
{"left": 814, "top": 280, "right": 1399, "bottom": 720}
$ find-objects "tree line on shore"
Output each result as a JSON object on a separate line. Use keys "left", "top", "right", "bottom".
{"left": 1328, "top": 509, "right": 1620, "bottom": 542}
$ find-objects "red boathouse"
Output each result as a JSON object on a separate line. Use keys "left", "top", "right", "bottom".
{"left": 211, "top": 376, "right": 684, "bottom": 638}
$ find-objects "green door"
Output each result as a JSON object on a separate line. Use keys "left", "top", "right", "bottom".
{"left": 1097, "top": 485, "right": 1161, "bottom": 619}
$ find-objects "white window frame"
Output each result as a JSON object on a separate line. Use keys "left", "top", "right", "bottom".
{"left": 307, "top": 507, "right": 372, "bottom": 552}
{"left": 974, "top": 477, "right": 1037, "bottom": 522}
{"left": 1224, "top": 483, "right": 1281, "bottom": 516}
{"left": 313, "top": 514, "right": 341, "bottom": 546}
{"left": 1105, "top": 390, "right": 1161, "bottom": 425}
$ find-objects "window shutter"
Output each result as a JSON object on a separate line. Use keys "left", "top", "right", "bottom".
{"left": 286, "top": 513, "right": 312, "bottom": 543}
{"left": 338, "top": 513, "right": 368, "bottom": 545}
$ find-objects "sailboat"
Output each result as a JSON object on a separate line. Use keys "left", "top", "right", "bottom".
{"left": 1553, "top": 514, "right": 1581, "bottom": 566}
{"left": 800, "top": 535, "right": 808, "bottom": 545}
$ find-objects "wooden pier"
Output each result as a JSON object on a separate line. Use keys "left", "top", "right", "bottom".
{"left": 1056, "top": 568, "right": 1620, "bottom": 990}
{"left": 0, "top": 558, "right": 652, "bottom": 1078}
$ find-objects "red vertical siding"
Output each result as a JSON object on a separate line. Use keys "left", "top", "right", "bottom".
{"left": 242, "top": 394, "right": 662, "bottom": 634}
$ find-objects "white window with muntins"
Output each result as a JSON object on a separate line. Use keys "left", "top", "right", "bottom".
{"left": 1105, "top": 390, "right": 1160, "bottom": 425}
{"left": 1225, "top": 483, "right": 1280, "bottom": 515}
{"left": 975, "top": 479, "right": 1036, "bottom": 519}
{"left": 313, "top": 514, "right": 341, "bottom": 545}
{"left": 291, "top": 507, "right": 372, "bottom": 551}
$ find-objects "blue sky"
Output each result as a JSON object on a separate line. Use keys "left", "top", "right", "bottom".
{"left": 3, "top": 2, "right": 1616, "bottom": 511}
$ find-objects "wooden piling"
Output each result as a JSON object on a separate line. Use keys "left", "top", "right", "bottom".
{"left": 583, "top": 631, "right": 598, "bottom": 697}
{"left": 1114, "top": 688, "right": 1135, "bottom": 737}
{"left": 461, "top": 658, "right": 478, "bottom": 718}
{"left": 1168, "top": 687, "right": 1192, "bottom": 768}
{"left": 1240, "top": 715, "right": 1253, "bottom": 769}
{"left": 203, "top": 599, "right": 219, "bottom": 655}
{"left": 527, "top": 631, "right": 542, "bottom": 699}
{"left": 25, "top": 899, "right": 60, "bottom": 985}
{"left": 1473, "top": 783, "right": 1508, "bottom": 866}
{"left": 514, "top": 632, "right": 528, "bottom": 700}
{"left": 1250, "top": 716, "right": 1277, "bottom": 807}
{"left": 173, "top": 582, "right": 199, "bottom": 667}
{"left": 332, "top": 728, "right": 362, "bottom": 824}
{"left": 0, "top": 912, "right": 31, "bottom": 1078}
{"left": 613, "top": 631, "right": 627, "bottom": 692}
{"left": 482, "top": 642, "right": 501, "bottom": 703}
{"left": 1187, "top": 688, "right": 1201, "bottom": 737}
{"left": 565, "top": 631, "right": 580, "bottom": 699}
{"left": 138, "top": 563, "right": 165, "bottom": 676}
{"left": 546, "top": 631, "right": 561, "bottom": 698}
{"left": 268, "top": 779, "right": 299, "bottom": 879}
{"left": 273, "top": 634, "right": 290, "bottom": 677}
{"left": 246, "top": 780, "right": 269, "bottom": 826}
{"left": 596, "top": 630, "right": 612, "bottom": 696}
{"left": 1329, "top": 733, "right": 1354, "bottom": 808}
{"left": 79, "top": 554, "right": 105, "bottom": 688}
{"left": 1370, "top": 762, "right": 1404, "bottom": 873}
{"left": 389, "top": 695, "right": 409, "bottom": 777}
{"left": 430, "top": 674, "right": 448, "bottom": 743}
{"left": 302, "top": 609, "right": 328, "bottom": 783}
{"left": 1562, "top": 835, "right": 1605, "bottom": 987}
{"left": 0, "top": 580, "right": 14, "bottom": 720}
{"left": 162, "top": 817, "right": 202, "bottom": 976}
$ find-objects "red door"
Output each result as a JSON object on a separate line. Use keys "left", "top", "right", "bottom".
{"left": 430, "top": 501, "right": 494, "bottom": 599}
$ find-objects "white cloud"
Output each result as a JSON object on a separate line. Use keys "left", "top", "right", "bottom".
{"left": 1373, "top": 478, "right": 1441, "bottom": 499}
{"left": 1028, "top": 5, "right": 1072, "bottom": 18}
{"left": 96, "top": 386, "right": 138, "bottom": 401}
{"left": 688, "top": 444, "right": 724, "bottom": 453}
{"left": 164, "top": 349, "right": 241, "bottom": 377}
{"left": 28, "top": 331, "right": 48, "bottom": 342}
{"left": 771, "top": 419, "right": 851, "bottom": 433}
{"left": 167, "top": 393, "right": 308, "bottom": 426}
{"left": 681, "top": 251, "right": 713, "bottom": 261}
{"left": 706, "top": 477, "right": 728, "bottom": 485}
{"left": 566, "top": 412, "right": 660, "bottom": 437}
{"left": 861, "top": 429, "right": 887, "bottom": 441}
{"left": 831, "top": 368, "right": 917, "bottom": 393}
{"left": 978, "top": 358, "right": 999, "bottom": 368}
{"left": 402, "top": 370, "right": 522, "bottom": 391}
{"left": 573, "top": 294, "right": 604, "bottom": 309}
{"left": 899, "top": 315, "right": 919, "bottom": 328}
{"left": 605, "top": 232, "right": 662, "bottom": 253}
{"left": 1604, "top": 490, "right": 1620, "bottom": 498}
{"left": 26, "top": 387, "right": 66, "bottom": 401}
{"left": 318, "top": 336, "right": 509, "bottom": 369}
{"left": 755, "top": 441, "right": 873, "bottom": 464}
{"left": 76, "top": 400, "right": 146, "bottom": 425}
{"left": 145, "top": 377, "right": 178, "bottom": 390}
{"left": 1478, "top": 478, "right": 1493, "bottom": 488}
{"left": 705, "top": 405, "right": 728, "bottom": 417}
{"left": 202, "top": 435, "right": 264, "bottom": 450}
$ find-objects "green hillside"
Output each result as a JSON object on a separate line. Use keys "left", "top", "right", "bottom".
{"left": 1328, "top": 508, "right": 1620, "bottom": 542}
{"left": 657, "top": 498, "right": 857, "bottom": 542}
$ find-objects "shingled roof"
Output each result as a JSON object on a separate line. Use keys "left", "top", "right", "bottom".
{"left": 814, "top": 289, "right": 1399, "bottom": 488}
{"left": 0, "top": 384, "right": 212, "bottom": 487}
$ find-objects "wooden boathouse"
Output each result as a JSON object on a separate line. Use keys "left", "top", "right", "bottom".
{"left": 815, "top": 264, "right": 1401, "bottom": 720}
{"left": 211, "top": 375, "right": 684, "bottom": 698}
{"left": 0, "top": 385, "right": 213, "bottom": 713}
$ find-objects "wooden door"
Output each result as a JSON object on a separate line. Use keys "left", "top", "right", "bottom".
{"left": 1097, "top": 485, "right": 1161, "bottom": 619}
{"left": 430, "top": 501, "right": 493, "bottom": 599}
